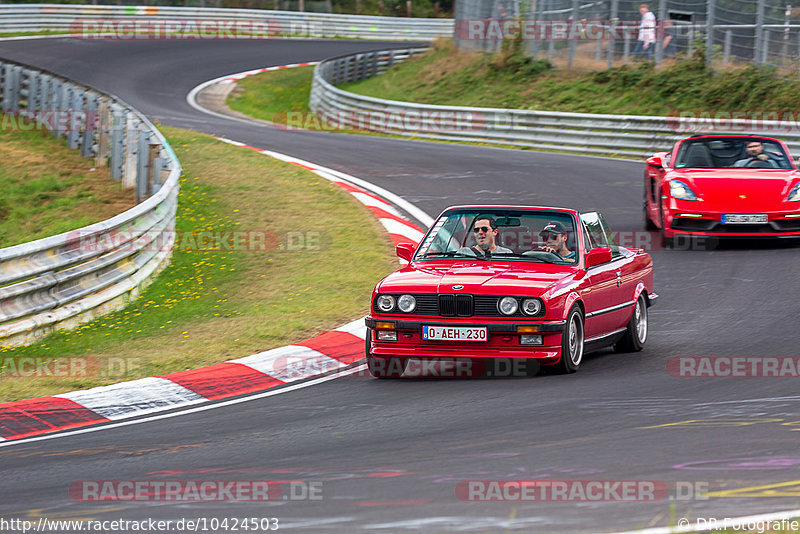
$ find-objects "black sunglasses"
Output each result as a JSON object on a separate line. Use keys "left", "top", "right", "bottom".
{"left": 541, "top": 232, "right": 563, "bottom": 240}
{"left": 473, "top": 226, "right": 492, "bottom": 233}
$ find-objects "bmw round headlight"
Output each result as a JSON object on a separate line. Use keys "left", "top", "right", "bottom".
{"left": 521, "top": 298, "right": 543, "bottom": 316}
{"left": 376, "top": 295, "right": 396, "bottom": 312}
{"left": 397, "top": 294, "right": 417, "bottom": 313}
{"left": 498, "top": 296, "right": 519, "bottom": 316}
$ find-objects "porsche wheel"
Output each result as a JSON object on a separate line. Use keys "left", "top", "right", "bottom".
{"left": 556, "top": 306, "right": 584, "bottom": 374}
{"left": 615, "top": 295, "right": 648, "bottom": 353}
{"left": 644, "top": 182, "right": 657, "bottom": 230}
{"left": 366, "top": 331, "right": 407, "bottom": 378}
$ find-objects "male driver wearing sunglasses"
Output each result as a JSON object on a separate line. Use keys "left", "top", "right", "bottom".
{"left": 459, "top": 216, "right": 512, "bottom": 257}
{"left": 537, "top": 221, "right": 576, "bottom": 261}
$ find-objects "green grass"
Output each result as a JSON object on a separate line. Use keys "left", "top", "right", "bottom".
{"left": 227, "top": 67, "right": 314, "bottom": 123}
{"left": 0, "top": 126, "right": 135, "bottom": 248}
{"left": 0, "top": 126, "right": 398, "bottom": 402}
{"left": 339, "top": 39, "right": 800, "bottom": 116}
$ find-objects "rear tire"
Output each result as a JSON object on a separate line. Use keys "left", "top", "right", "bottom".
{"left": 366, "top": 331, "right": 407, "bottom": 379}
{"left": 614, "top": 295, "right": 648, "bottom": 353}
{"left": 556, "top": 306, "right": 584, "bottom": 374}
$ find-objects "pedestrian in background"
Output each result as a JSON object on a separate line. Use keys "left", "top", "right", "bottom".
{"left": 634, "top": 3, "right": 656, "bottom": 60}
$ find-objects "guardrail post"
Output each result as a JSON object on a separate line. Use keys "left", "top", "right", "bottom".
{"left": 147, "top": 143, "right": 161, "bottom": 197}
{"left": 2, "top": 65, "right": 21, "bottom": 112}
{"left": 110, "top": 107, "right": 125, "bottom": 181}
{"left": 67, "top": 87, "right": 82, "bottom": 149}
{"left": 136, "top": 129, "right": 150, "bottom": 202}
{"left": 27, "top": 70, "right": 40, "bottom": 111}
{"left": 81, "top": 93, "right": 97, "bottom": 158}
{"left": 54, "top": 82, "right": 69, "bottom": 139}
{"left": 123, "top": 114, "right": 138, "bottom": 189}
{"left": 96, "top": 97, "right": 111, "bottom": 167}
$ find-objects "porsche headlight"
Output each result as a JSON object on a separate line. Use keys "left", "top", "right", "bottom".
{"left": 521, "top": 298, "right": 543, "bottom": 316}
{"left": 669, "top": 180, "right": 699, "bottom": 201}
{"left": 376, "top": 295, "right": 395, "bottom": 312}
{"left": 498, "top": 297, "right": 519, "bottom": 316}
{"left": 397, "top": 294, "right": 417, "bottom": 313}
{"left": 788, "top": 182, "right": 800, "bottom": 202}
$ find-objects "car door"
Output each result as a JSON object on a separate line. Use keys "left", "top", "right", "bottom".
{"left": 580, "top": 213, "right": 634, "bottom": 340}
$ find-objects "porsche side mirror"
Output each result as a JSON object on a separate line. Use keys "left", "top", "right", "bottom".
{"left": 585, "top": 248, "right": 612, "bottom": 268}
{"left": 396, "top": 243, "right": 415, "bottom": 262}
{"left": 646, "top": 155, "right": 663, "bottom": 168}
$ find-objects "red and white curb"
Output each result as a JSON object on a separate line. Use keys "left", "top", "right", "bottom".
{"left": 215, "top": 62, "right": 319, "bottom": 84}
{"left": 0, "top": 137, "right": 430, "bottom": 443}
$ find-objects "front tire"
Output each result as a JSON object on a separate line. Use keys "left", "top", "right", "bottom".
{"left": 366, "top": 330, "right": 407, "bottom": 379}
{"left": 556, "top": 306, "right": 584, "bottom": 374}
{"left": 644, "top": 180, "right": 657, "bottom": 230}
{"left": 615, "top": 295, "right": 648, "bottom": 352}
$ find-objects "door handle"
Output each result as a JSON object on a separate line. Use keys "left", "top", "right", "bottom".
{"left": 615, "top": 271, "right": 622, "bottom": 287}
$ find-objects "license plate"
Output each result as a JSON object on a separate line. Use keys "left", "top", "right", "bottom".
{"left": 722, "top": 213, "right": 768, "bottom": 224}
{"left": 422, "top": 326, "right": 488, "bottom": 341}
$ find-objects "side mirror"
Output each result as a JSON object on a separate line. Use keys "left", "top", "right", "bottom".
{"left": 646, "top": 155, "right": 663, "bottom": 168}
{"left": 396, "top": 243, "right": 416, "bottom": 262}
{"left": 585, "top": 247, "right": 612, "bottom": 268}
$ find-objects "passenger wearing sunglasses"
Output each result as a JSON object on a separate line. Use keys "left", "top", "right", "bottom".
{"left": 537, "top": 221, "right": 576, "bottom": 261}
{"left": 458, "top": 216, "right": 512, "bottom": 257}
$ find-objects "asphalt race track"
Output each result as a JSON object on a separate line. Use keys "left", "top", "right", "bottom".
{"left": 1, "top": 38, "right": 800, "bottom": 533}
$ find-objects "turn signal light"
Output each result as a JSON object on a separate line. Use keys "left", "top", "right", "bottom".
{"left": 517, "top": 325, "right": 540, "bottom": 333}
{"left": 375, "top": 321, "right": 395, "bottom": 330}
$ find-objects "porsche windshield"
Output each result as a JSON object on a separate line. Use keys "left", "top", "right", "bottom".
{"left": 415, "top": 210, "right": 579, "bottom": 264}
{"left": 674, "top": 137, "right": 793, "bottom": 169}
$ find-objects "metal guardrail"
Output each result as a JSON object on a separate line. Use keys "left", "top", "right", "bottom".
{"left": 0, "top": 59, "right": 180, "bottom": 348}
{"left": 0, "top": 4, "right": 452, "bottom": 41}
{"left": 310, "top": 48, "right": 800, "bottom": 158}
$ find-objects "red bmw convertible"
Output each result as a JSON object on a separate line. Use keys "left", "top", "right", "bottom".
{"left": 644, "top": 135, "right": 800, "bottom": 244}
{"left": 365, "top": 206, "right": 657, "bottom": 378}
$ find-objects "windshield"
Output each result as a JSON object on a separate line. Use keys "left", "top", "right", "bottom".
{"left": 415, "top": 209, "right": 579, "bottom": 264}
{"left": 674, "top": 137, "right": 792, "bottom": 169}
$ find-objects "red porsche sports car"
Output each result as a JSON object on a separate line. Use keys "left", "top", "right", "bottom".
{"left": 365, "top": 206, "right": 657, "bottom": 378}
{"left": 644, "top": 135, "right": 800, "bottom": 244}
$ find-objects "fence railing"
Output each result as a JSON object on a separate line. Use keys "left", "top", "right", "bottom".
{"left": 0, "top": 4, "right": 452, "bottom": 41}
{"left": 0, "top": 59, "right": 180, "bottom": 348}
{"left": 310, "top": 47, "right": 800, "bottom": 158}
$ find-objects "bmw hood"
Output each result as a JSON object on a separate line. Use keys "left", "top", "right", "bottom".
{"left": 377, "top": 262, "right": 576, "bottom": 297}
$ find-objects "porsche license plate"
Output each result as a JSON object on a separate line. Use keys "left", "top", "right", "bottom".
{"left": 722, "top": 213, "right": 768, "bottom": 224}
{"left": 422, "top": 326, "right": 488, "bottom": 341}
